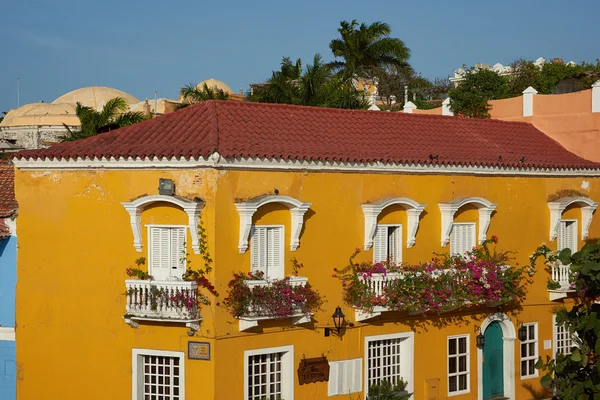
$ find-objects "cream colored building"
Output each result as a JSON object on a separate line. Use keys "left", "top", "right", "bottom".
{"left": 1, "top": 79, "right": 243, "bottom": 150}
{"left": 0, "top": 86, "right": 140, "bottom": 149}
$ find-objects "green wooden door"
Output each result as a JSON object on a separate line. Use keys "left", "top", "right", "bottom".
{"left": 483, "top": 321, "right": 504, "bottom": 399}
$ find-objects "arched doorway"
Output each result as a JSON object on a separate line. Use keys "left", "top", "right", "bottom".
{"left": 477, "top": 313, "right": 516, "bottom": 400}
{"left": 483, "top": 321, "right": 504, "bottom": 399}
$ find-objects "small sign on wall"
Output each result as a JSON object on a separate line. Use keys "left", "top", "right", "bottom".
{"left": 298, "top": 356, "right": 330, "bottom": 385}
{"left": 188, "top": 341, "right": 210, "bottom": 360}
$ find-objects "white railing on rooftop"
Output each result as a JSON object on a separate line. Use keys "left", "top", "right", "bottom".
{"left": 551, "top": 264, "right": 573, "bottom": 290}
{"left": 125, "top": 279, "right": 200, "bottom": 320}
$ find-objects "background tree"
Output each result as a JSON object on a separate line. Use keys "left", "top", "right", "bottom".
{"left": 63, "top": 97, "right": 147, "bottom": 141}
{"left": 536, "top": 241, "right": 600, "bottom": 398}
{"left": 180, "top": 82, "right": 230, "bottom": 106}
{"left": 248, "top": 55, "right": 369, "bottom": 109}
{"left": 448, "top": 68, "right": 509, "bottom": 118}
{"left": 329, "top": 20, "right": 411, "bottom": 79}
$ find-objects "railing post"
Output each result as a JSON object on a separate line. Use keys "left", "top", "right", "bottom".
{"left": 442, "top": 97, "right": 454, "bottom": 116}
{"left": 522, "top": 86, "right": 538, "bottom": 117}
{"left": 592, "top": 80, "right": 600, "bottom": 113}
{"left": 403, "top": 101, "right": 417, "bottom": 114}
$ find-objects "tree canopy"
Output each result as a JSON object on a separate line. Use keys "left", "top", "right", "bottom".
{"left": 180, "top": 82, "right": 230, "bottom": 105}
{"left": 448, "top": 68, "right": 509, "bottom": 118}
{"left": 62, "top": 97, "right": 147, "bottom": 141}
{"left": 536, "top": 241, "right": 600, "bottom": 398}
{"left": 247, "top": 54, "right": 369, "bottom": 109}
{"left": 329, "top": 20, "right": 411, "bottom": 79}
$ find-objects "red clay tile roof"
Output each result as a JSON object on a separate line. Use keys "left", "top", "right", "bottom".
{"left": 0, "top": 160, "right": 17, "bottom": 238}
{"left": 16, "top": 101, "right": 600, "bottom": 170}
{"left": 0, "top": 160, "right": 17, "bottom": 217}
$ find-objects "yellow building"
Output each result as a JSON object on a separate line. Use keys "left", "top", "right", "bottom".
{"left": 13, "top": 101, "right": 600, "bottom": 400}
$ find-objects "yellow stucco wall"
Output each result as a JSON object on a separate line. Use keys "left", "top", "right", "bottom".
{"left": 14, "top": 167, "right": 599, "bottom": 399}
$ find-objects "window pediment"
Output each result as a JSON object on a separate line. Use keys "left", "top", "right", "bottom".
{"left": 438, "top": 197, "right": 497, "bottom": 247}
{"left": 234, "top": 195, "right": 311, "bottom": 254}
{"left": 361, "top": 197, "right": 426, "bottom": 250}
{"left": 122, "top": 195, "right": 205, "bottom": 254}
{"left": 548, "top": 196, "right": 598, "bottom": 241}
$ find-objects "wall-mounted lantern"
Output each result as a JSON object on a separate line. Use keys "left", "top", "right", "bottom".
{"left": 159, "top": 178, "right": 175, "bottom": 196}
{"left": 518, "top": 325, "right": 528, "bottom": 342}
{"left": 476, "top": 333, "right": 485, "bottom": 349}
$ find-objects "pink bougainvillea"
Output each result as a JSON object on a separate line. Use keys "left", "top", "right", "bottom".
{"left": 333, "top": 237, "right": 529, "bottom": 314}
{"left": 222, "top": 271, "right": 324, "bottom": 318}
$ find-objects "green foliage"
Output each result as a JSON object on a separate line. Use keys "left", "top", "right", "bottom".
{"left": 450, "top": 59, "right": 600, "bottom": 118}
{"left": 367, "top": 378, "right": 412, "bottom": 400}
{"left": 334, "top": 237, "right": 528, "bottom": 315}
{"left": 248, "top": 54, "right": 369, "bottom": 110}
{"left": 448, "top": 68, "right": 509, "bottom": 118}
{"left": 62, "top": 97, "right": 147, "bottom": 141}
{"left": 329, "top": 20, "right": 411, "bottom": 79}
{"left": 179, "top": 82, "right": 230, "bottom": 107}
{"left": 536, "top": 240, "right": 600, "bottom": 398}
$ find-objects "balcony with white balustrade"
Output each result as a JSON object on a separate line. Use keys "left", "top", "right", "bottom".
{"left": 124, "top": 279, "right": 202, "bottom": 332}
{"left": 239, "top": 276, "right": 312, "bottom": 331}
{"left": 355, "top": 267, "right": 509, "bottom": 321}
{"left": 548, "top": 262, "right": 575, "bottom": 301}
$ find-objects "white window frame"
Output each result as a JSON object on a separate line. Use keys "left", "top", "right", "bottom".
{"left": 250, "top": 224, "right": 285, "bottom": 281}
{"left": 557, "top": 219, "right": 578, "bottom": 253}
{"left": 450, "top": 222, "right": 476, "bottom": 256}
{"left": 447, "top": 334, "right": 470, "bottom": 396}
{"left": 364, "top": 332, "right": 414, "bottom": 400}
{"left": 520, "top": 322, "right": 539, "bottom": 379}
{"left": 373, "top": 224, "right": 403, "bottom": 264}
{"left": 146, "top": 224, "right": 188, "bottom": 280}
{"left": 553, "top": 314, "right": 574, "bottom": 356}
{"left": 244, "top": 345, "right": 294, "bottom": 400}
{"left": 132, "top": 348, "right": 185, "bottom": 400}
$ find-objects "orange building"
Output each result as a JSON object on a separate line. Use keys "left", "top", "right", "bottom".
{"left": 12, "top": 101, "right": 600, "bottom": 400}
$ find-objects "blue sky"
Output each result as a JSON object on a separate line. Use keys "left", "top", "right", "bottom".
{"left": 1, "top": 0, "right": 599, "bottom": 113}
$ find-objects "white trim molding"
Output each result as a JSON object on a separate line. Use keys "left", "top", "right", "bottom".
{"left": 234, "top": 195, "right": 311, "bottom": 253}
{"left": 0, "top": 327, "right": 15, "bottom": 341}
{"left": 548, "top": 196, "right": 598, "bottom": 241}
{"left": 364, "top": 331, "right": 414, "bottom": 399}
{"left": 121, "top": 195, "right": 205, "bottom": 253}
{"left": 477, "top": 313, "right": 516, "bottom": 400}
{"left": 244, "top": 345, "right": 294, "bottom": 400}
{"left": 438, "top": 197, "right": 497, "bottom": 247}
{"left": 361, "top": 197, "right": 426, "bottom": 250}
{"left": 132, "top": 348, "right": 185, "bottom": 400}
{"left": 12, "top": 155, "right": 600, "bottom": 177}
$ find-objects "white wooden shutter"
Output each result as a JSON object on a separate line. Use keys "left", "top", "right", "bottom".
{"left": 328, "top": 358, "right": 362, "bottom": 396}
{"left": 558, "top": 221, "right": 577, "bottom": 253}
{"left": 465, "top": 223, "right": 475, "bottom": 252}
{"left": 389, "top": 226, "right": 402, "bottom": 263}
{"left": 267, "top": 227, "right": 284, "bottom": 280}
{"left": 373, "top": 226, "right": 388, "bottom": 263}
{"left": 251, "top": 226, "right": 267, "bottom": 276}
{"left": 149, "top": 227, "right": 171, "bottom": 280}
{"left": 170, "top": 227, "right": 186, "bottom": 278}
{"left": 450, "top": 223, "right": 475, "bottom": 256}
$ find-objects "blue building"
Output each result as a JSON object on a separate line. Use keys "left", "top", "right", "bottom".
{"left": 0, "top": 160, "right": 17, "bottom": 400}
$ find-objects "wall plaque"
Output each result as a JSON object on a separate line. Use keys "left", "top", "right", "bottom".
{"left": 298, "top": 356, "right": 330, "bottom": 385}
{"left": 188, "top": 341, "right": 210, "bottom": 360}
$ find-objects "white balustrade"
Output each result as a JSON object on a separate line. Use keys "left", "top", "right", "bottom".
{"left": 551, "top": 263, "right": 573, "bottom": 290}
{"left": 242, "top": 276, "right": 309, "bottom": 319}
{"left": 125, "top": 279, "right": 200, "bottom": 320}
{"left": 357, "top": 272, "right": 404, "bottom": 298}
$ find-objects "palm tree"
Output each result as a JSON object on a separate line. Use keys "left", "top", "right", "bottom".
{"left": 63, "top": 97, "right": 147, "bottom": 141}
{"left": 248, "top": 54, "right": 369, "bottom": 110}
{"left": 180, "top": 83, "right": 230, "bottom": 105}
{"left": 329, "top": 20, "right": 411, "bottom": 79}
